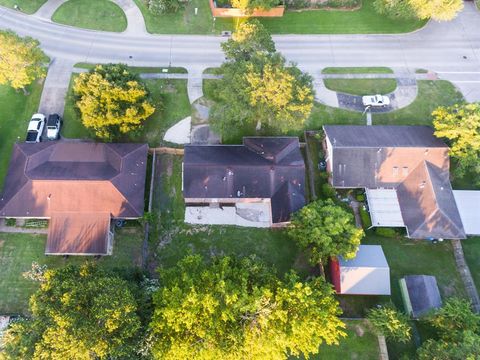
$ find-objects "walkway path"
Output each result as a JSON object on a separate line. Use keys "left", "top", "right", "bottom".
{"left": 33, "top": 0, "right": 66, "bottom": 20}
{"left": 38, "top": 58, "right": 75, "bottom": 116}
{"left": 33, "top": 0, "right": 147, "bottom": 35}
{"left": 111, "top": 0, "right": 147, "bottom": 35}
{"left": 314, "top": 71, "right": 418, "bottom": 113}
{"left": 451, "top": 239, "right": 480, "bottom": 313}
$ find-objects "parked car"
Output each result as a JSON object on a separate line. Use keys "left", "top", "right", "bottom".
{"left": 362, "top": 94, "right": 390, "bottom": 107}
{"left": 46, "top": 114, "right": 62, "bottom": 140}
{"left": 25, "top": 113, "right": 46, "bottom": 143}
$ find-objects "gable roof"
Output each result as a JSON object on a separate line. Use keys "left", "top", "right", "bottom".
{"left": 183, "top": 137, "right": 305, "bottom": 223}
{"left": 323, "top": 125, "right": 448, "bottom": 148}
{"left": 403, "top": 275, "right": 442, "bottom": 318}
{"left": 396, "top": 161, "right": 466, "bottom": 239}
{"left": 0, "top": 142, "right": 148, "bottom": 218}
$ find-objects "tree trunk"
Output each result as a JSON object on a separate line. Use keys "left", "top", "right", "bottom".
{"left": 22, "top": 87, "right": 29, "bottom": 96}
{"left": 318, "top": 259, "right": 326, "bottom": 279}
{"left": 256, "top": 118, "right": 262, "bottom": 132}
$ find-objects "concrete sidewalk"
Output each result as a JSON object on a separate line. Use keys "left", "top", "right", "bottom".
{"left": 112, "top": 0, "right": 147, "bottom": 35}
{"left": 33, "top": 0, "right": 67, "bottom": 20}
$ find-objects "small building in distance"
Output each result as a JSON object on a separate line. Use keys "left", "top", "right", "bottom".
{"left": 400, "top": 275, "right": 442, "bottom": 319}
{"left": 182, "top": 137, "right": 306, "bottom": 228}
{"left": 330, "top": 245, "right": 391, "bottom": 296}
{"left": 0, "top": 142, "right": 148, "bottom": 256}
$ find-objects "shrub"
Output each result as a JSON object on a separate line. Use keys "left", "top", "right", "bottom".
{"left": 321, "top": 183, "right": 337, "bottom": 199}
{"left": 367, "top": 304, "right": 412, "bottom": 343}
{"left": 359, "top": 207, "right": 371, "bottom": 229}
{"left": 285, "top": 0, "right": 359, "bottom": 10}
{"left": 375, "top": 227, "right": 397, "bottom": 238}
{"left": 5, "top": 218, "right": 16, "bottom": 226}
{"left": 355, "top": 193, "right": 365, "bottom": 202}
{"left": 145, "top": 0, "right": 184, "bottom": 14}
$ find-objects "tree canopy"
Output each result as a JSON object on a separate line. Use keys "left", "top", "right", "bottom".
{"left": 149, "top": 255, "right": 346, "bottom": 360}
{"left": 144, "top": 0, "right": 184, "bottom": 14}
{"left": 73, "top": 63, "right": 155, "bottom": 140}
{"left": 416, "top": 298, "right": 480, "bottom": 359}
{"left": 288, "top": 199, "right": 364, "bottom": 266}
{"left": 0, "top": 30, "right": 47, "bottom": 92}
{"left": 432, "top": 103, "right": 480, "bottom": 185}
{"left": 373, "top": 0, "right": 463, "bottom": 21}
{"left": 1, "top": 263, "right": 141, "bottom": 360}
{"left": 222, "top": 19, "right": 276, "bottom": 61}
{"left": 367, "top": 304, "right": 411, "bottom": 343}
{"left": 211, "top": 22, "right": 313, "bottom": 141}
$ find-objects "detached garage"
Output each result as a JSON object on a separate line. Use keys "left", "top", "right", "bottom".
{"left": 330, "top": 245, "right": 391, "bottom": 295}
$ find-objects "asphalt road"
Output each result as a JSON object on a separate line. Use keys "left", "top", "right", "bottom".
{"left": 1, "top": 2, "right": 480, "bottom": 99}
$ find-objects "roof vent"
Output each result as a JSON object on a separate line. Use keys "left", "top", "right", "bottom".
{"left": 419, "top": 181, "right": 426, "bottom": 189}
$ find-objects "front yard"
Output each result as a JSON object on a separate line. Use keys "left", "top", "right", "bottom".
{"left": 0, "top": 0, "right": 46, "bottom": 14}
{"left": 62, "top": 72, "right": 191, "bottom": 146}
{"left": 0, "top": 81, "right": 44, "bottom": 191}
{"left": 52, "top": 0, "right": 127, "bottom": 32}
{"left": 135, "top": 0, "right": 425, "bottom": 34}
{"left": 0, "top": 226, "right": 144, "bottom": 314}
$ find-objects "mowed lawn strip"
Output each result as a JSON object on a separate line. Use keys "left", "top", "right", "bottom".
{"left": 0, "top": 0, "right": 47, "bottom": 14}
{"left": 62, "top": 74, "right": 191, "bottom": 146}
{"left": 374, "top": 80, "right": 464, "bottom": 125}
{"left": 0, "top": 227, "right": 144, "bottom": 314}
{"left": 322, "top": 67, "right": 394, "bottom": 74}
{"left": 259, "top": 0, "right": 426, "bottom": 34}
{"left": 461, "top": 237, "right": 480, "bottom": 295}
{"left": 324, "top": 79, "right": 397, "bottom": 96}
{"left": 0, "top": 81, "right": 44, "bottom": 191}
{"left": 52, "top": 0, "right": 127, "bottom": 32}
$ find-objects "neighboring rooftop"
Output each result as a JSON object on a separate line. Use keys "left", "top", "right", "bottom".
{"left": 0, "top": 142, "right": 148, "bottom": 255}
{"left": 183, "top": 137, "right": 305, "bottom": 223}
{"left": 323, "top": 125, "right": 466, "bottom": 240}
{"left": 323, "top": 125, "right": 448, "bottom": 148}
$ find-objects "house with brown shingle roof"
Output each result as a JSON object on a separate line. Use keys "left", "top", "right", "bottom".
{"left": 0, "top": 142, "right": 148, "bottom": 255}
{"left": 323, "top": 125, "right": 466, "bottom": 240}
{"left": 182, "top": 137, "right": 305, "bottom": 227}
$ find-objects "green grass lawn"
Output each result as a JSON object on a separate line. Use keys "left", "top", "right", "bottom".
{"left": 324, "top": 79, "right": 397, "bottom": 96}
{"left": 311, "top": 320, "right": 379, "bottom": 360}
{"left": 150, "top": 153, "right": 305, "bottom": 276}
{"left": 74, "top": 63, "right": 188, "bottom": 74}
{"left": 0, "top": 81, "right": 44, "bottom": 191}
{"left": 62, "top": 74, "right": 191, "bottom": 146}
{"left": 322, "top": 67, "right": 394, "bottom": 74}
{"left": 134, "top": 0, "right": 232, "bottom": 34}
{"left": 461, "top": 237, "right": 480, "bottom": 295}
{"left": 52, "top": 0, "right": 127, "bottom": 32}
{"left": 0, "top": 0, "right": 46, "bottom": 14}
{"left": 374, "top": 80, "right": 464, "bottom": 125}
{"left": 0, "top": 226, "right": 144, "bottom": 314}
{"left": 136, "top": 0, "right": 424, "bottom": 34}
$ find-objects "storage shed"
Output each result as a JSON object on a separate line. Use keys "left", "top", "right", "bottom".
{"left": 330, "top": 245, "right": 391, "bottom": 295}
{"left": 400, "top": 275, "right": 442, "bottom": 319}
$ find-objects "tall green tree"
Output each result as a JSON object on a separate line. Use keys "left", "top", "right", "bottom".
{"left": 1, "top": 263, "right": 141, "bottom": 360}
{"left": 432, "top": 103, "right": 480, "bottom": 185}
{"left": 367, "top": 304, "right": 412, "bottom": 343}
{"left": 288, "top": 199, "right": 364, "bottom": 268}
{"left": 0, "top": 30, "right": 47, "bottom": 93}
{"left": 149, "top": 255, "right": 346, "bottom": 360}
{"left": 417, "top": 330, "right": 480, "bottom": 360}
{"left": 210, "top": 52, "right": 314, "bottom": 141}
{"left": 222, "top": 19, "right": 276, "bottom": 61}
{"left": 73, "top": 63, "right": 155, "bottom": 140}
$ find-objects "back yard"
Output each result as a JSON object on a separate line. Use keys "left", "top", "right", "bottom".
{"left": 0, "top": 226, "right": 144, "bottom": 314}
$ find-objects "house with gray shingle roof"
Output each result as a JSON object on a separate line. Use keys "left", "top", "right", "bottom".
{"left": 323, "top": 125, "right": 466, "bottom": 240}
